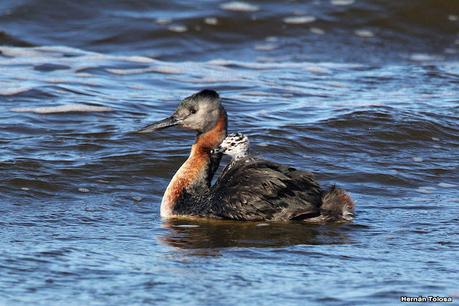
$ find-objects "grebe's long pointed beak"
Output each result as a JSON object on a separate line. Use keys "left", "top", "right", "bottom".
{"left": 137, "top": 115, "right": 182, "bottom": 133}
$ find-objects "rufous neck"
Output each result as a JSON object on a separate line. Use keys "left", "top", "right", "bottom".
{"left": 194, "top": 109, "right": 227, "bottom": 153}
{"left": 188, "top": 109, "right": 227, "bottom": 185}
{"left": 160, "top": 110, "right": 227, "bottom": 218}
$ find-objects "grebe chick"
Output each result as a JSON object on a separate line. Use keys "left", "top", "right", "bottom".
{"left": 213, "top": 132, "right": 250, "bottom": 161}
{"left": 214, "top": 132, "right": 355, "bottom": 223}
{"left": 210, "top": 132, "right": 252, "bottom": 180}
{"left": 138, "top": 89, "right": 354, "bottom": 222}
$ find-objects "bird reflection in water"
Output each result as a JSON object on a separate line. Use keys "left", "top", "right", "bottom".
{"left": 158, "top": 219, "right": 358, "bottom": 255}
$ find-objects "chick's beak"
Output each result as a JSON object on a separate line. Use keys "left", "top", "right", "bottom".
{"left": 211, "top": 146, "right": 226, "bottom": 154}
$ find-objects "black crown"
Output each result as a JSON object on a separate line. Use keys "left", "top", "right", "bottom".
{"left": 194, "top": 89, "right": 219, "bottom": 100}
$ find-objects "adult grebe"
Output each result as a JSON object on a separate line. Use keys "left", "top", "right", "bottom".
{"left": 139, "top": 89, "right": 354, "bottom": 222}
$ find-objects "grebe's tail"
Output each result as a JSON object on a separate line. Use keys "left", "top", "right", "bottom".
{"left": 320, "top": 185, "right": 355, "bottom": 222}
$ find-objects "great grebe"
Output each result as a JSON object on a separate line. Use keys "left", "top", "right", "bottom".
{"left": 138, "top": 89, "right": 354, "bottom": 222}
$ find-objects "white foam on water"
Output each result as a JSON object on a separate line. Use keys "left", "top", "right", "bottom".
{"left": 410, "top": 53, "right": 441, "bottom": 62}
{"left": 331, "top": 0, "right": 355, "bottom": 5}
{"left": 413, "top": 157, "right": 424, "bottom": 162}
{"left": 220, "top": 1, "right": 259, "bottom": 12}
{"left": 106, "top": 68, "right": 147, "bottom": 75}
{"left": 416, "top": 189, "right": 432, "bottom": 194}
{"left": 125, "top": 56, "right": 155, "bottom": 63}
{"left": 310, "top": 27, "right": 325, "bottom": 35}
{"left": 416, "top": 186, "right": 436, "bottom": 195}
{"left": 156, "top": 18, "right": 172, "bottom": 25}
{"left": 106, "top": 65, "right": 182, "bottom": 75}
{"left": 172, "top": 224, "right": 200, "bottom": 228}
{"left": 0, "top": 86, "right": 34, "bottom": 96}
{"left": 448, "top": 15, "right": 458, "bottom": 21}
{"left": 168, "top": 25, "right": 188, "bottom": 33}
{"left": 304, "top": 65, "right": 331, "bottom": 74}
{"left": 0, "top": 47, "right": 44, "bottom": 58}
{"left": 438, "top": 183, "right": 456, "bottom": 188}
{"left": 204, "top": 17, "right": 218, "bottom": 25}
{"left": 283, "top": 16, "right": 316, "bottom": 24}
{"left": 12, "top": 104, "right": 113, "bottom": 114}
{"left": 34, "top": 45, "right": 92, "bottom": 55}
{"left": 355, "top": 29, "right": 374, "bottom": 38}
{"left": 254, "top": 44, "right": 278, "bottom": 51}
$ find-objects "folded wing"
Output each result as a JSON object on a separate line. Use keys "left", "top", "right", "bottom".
{"left": 209, "top": 158, "right": 323, "bottom": 221}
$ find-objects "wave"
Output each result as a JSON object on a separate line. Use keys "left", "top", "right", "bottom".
{"left": 1, "top": 0, "right": 457, "bottom": 63}
{"left": 11, "top": 104, "right": 113, "bottom": 114}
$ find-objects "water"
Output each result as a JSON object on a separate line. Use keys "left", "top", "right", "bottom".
{"left": 1, "top": 1, "right": 459, "bottom": 305}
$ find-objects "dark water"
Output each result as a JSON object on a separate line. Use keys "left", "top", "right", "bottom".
{"left": 1, "top": 0, "right": 459, "bottom": 305}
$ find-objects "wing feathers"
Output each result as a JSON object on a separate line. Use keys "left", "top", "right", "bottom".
{"left": 210, "top": 158, "right": 322, "bottom": 221}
